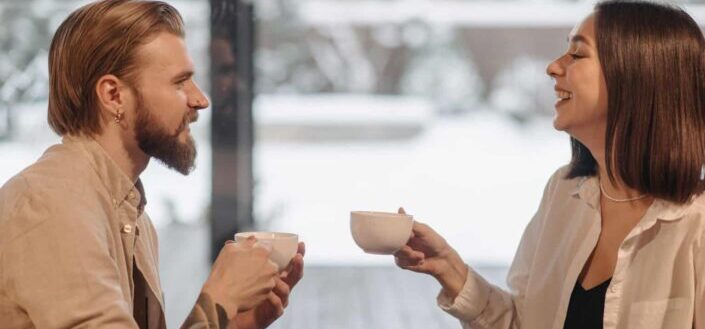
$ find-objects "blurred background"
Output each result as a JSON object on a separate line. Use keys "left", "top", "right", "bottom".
{"left": 2, "top": 0, "right": 705, "bottom": 328}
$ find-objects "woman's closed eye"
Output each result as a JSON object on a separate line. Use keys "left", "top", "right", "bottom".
{"left": 569, "top": 53, "right": 584, "bottom": 60}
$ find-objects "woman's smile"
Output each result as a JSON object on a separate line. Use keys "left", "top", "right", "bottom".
{"left": 554, "top": 86, "right": 573, "bottom": 107}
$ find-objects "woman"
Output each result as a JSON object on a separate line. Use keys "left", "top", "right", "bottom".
{"left": 394, "top": 1, "right": 705, "bottom": 328}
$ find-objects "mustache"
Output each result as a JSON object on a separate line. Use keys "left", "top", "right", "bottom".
{"left": 176, "top": 111, "right": 198, "bottom": 134}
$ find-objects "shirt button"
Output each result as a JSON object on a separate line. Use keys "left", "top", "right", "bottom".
{"left": 122, "top": 224, "right": 133, "bottom": 234}
{"left": 112, "top": 199, "right": 118, "bottom": 207}
{"left": 128, "top": 191, "right": 136, "bottom": 200}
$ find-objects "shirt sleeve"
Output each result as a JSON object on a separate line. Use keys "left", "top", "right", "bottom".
{"left": 694, "top": 224, "right": 705, "bottom": 329}
{"left": 436, "top": 167, "right": 561, "bottom": 329}
{"left": 180, "top": 292, "right": 229, "bottom": 329}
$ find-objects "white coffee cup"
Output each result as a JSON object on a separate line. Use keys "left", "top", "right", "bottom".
{"left": 350, "top": 211, "right": 413, "bottom": 255}
{"left": 234, "top": 232, "right": 299, "bottom": 271}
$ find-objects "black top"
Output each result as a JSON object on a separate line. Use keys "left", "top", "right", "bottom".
{"left": 563, "top": 278, "right": 612, "bottom": 329}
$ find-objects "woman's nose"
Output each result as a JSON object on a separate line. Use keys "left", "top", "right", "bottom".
{"left": 546, "top": 57, "right": 564, "bottom": 79}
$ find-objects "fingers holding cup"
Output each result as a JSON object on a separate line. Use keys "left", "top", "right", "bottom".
{"left": 234, "top": 232, "right": 299, "bottom": 271}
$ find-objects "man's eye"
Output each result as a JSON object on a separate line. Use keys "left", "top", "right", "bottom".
{"left": 569, "top": 53, "right": 583, "bottom": 60}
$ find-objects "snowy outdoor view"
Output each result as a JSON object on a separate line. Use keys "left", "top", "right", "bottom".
{"left": 4, "top": 0, "right": 705, "bottom": 327}
{"left": 0, "top": 0, "right": 586, "bottom": 265}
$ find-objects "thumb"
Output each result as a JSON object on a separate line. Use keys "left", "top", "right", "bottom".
{"left": 411, "top": 221, "right": 428, "bottom": 237}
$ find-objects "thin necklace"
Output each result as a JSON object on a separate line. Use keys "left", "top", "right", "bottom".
{"left": 599, "top": 180, "right": 648, "bottom": 202}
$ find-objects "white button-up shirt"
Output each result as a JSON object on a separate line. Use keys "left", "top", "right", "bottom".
{"left": 438, "top": 166, "right": 705, "bottom": 329}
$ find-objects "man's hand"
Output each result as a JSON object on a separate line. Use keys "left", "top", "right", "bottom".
{"left": 201, "top": 237, "right": 279, "bottom": 321}
{"left": 232, "top": 242, "right": 306, "bottom": 329}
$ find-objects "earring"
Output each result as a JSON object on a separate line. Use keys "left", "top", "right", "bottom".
{"left": 700, "top": 164, "right": 705, "bottom": 181}
{"left": 114, "top": 108, "right": 124, "bottom": 124}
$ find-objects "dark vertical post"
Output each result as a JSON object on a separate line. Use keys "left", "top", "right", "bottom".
{"left": 209, "top": 0, "right": 256, "bottom": 261}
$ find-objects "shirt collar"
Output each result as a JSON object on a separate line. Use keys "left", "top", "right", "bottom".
{"left": 62, "top": 135, "right": 147, "bottom": 213}
{"left": 650, "top": 197, "right": 693, "bottom": 221}
{"left": 570, "top": 176, "right": 600, "bottom": 210}
{"left": 570, "top": 174, "right": 692, "bottom": 222}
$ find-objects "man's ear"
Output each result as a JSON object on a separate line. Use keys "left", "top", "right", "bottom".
{"left": 95, "top": 74, "right": 126, "bottom": 120}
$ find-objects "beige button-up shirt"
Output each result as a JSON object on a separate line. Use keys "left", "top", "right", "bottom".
{"left": 0, "top": 136, "right": 223, "bottom": 328}
{"left": 438, "top": 165, "right": 705, "bottom": 329}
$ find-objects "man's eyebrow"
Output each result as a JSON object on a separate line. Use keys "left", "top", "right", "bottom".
{"left": 172, "top": 70, "right": 194, "bottom": 82}
{"left": 566, "top": 34, "right": 592, "bottom": 46}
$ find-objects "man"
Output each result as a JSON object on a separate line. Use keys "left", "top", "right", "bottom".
{"left": 0, "top": 1, "right": 304, "bottom": 328}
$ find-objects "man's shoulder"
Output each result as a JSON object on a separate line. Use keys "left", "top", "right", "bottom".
{"left": 0, "top": 143, "right": 107, "bottom": 244}
{"left": 1, "top": 143, "right": 92, "bottom": 199}
{"left": 20, "top": 142, "right": 93, "bottom": 180}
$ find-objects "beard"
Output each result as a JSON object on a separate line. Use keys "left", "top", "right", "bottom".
{"left": 134, "top": 96, "right": 198, "bottom": 175}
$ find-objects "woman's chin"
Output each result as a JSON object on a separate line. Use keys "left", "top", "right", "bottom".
{"left": 552, "top": 116, "right": 569, "bottom": 132}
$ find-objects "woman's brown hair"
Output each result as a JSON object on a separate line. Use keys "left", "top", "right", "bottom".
{"left": 47, "top": 0, "right": 184, "bottom": 137}
{"left": 567, "top": 0, "right": 705, "bottom": 204}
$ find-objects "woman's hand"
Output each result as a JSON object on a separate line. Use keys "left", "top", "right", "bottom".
{"left": 393, "top": 208, "right": 468, "bottom": 300}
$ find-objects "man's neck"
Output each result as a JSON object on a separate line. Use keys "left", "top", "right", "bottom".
{"left": 93, "top": 130, "right": 149, "bottom": 182}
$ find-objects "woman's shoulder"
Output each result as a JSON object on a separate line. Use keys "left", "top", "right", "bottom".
{"left": 542, "top": 164, "right": 588, "bottom": 196}
{"left": 688, "top": 193, "right": 705, "bottom": 219}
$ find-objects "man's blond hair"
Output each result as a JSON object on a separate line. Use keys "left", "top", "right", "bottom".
{"left": 48, "top": 0, "right": 185, "bottom": 136}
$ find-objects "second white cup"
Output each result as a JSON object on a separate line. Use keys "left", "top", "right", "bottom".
{"left": 350, "top": 211, "right": 413, "bottom": 255}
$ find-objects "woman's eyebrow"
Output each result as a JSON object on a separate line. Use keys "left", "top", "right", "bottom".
{"left": 566, "top": 34, "right": 592, "bottom": 47}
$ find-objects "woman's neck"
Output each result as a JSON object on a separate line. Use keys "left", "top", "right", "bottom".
{"left": 593, "top": 154, "right": 653, "bottom": 206}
